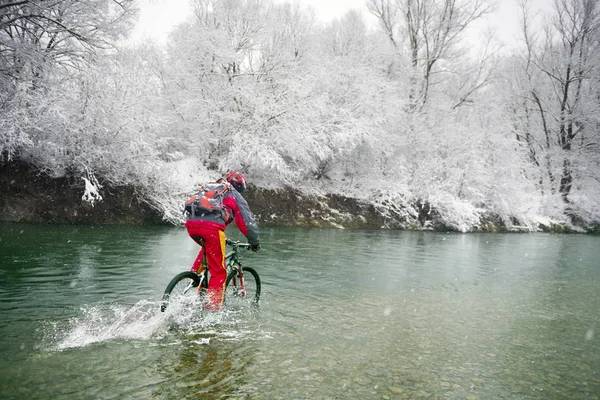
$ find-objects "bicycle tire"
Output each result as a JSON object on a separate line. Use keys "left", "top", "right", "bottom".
{"left": 224, "top": 266, "right": 261, "bottom": 308}
{"left": 160, "top": 271, "right": 201, "bottom": 312}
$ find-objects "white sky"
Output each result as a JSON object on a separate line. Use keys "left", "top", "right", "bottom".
{"left": 130, "top": 0, "right": 190, "bottom": 43}
{"left": 294, "top": 0, "right": 372, "bottom": 21}
{"left": 131, "top": 0, "right": 374, "bottom": 42}
{"left": 131, "top": 0, "right": 552, "bottom": 48}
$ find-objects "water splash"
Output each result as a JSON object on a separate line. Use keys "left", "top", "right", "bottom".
{"left": 40, "top": 299, "right": 259, "bottom": 351}
{"left": 41, "top": 300, "right": 166, "bottom": 350}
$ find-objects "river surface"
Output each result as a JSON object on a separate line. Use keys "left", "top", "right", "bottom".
{"left": 0, "top": 223, "right": 598, "bottom": 399}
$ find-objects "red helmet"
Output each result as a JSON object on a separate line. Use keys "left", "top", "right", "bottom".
{"left": 225, "top": 170, "right": 247, "bottom": 193}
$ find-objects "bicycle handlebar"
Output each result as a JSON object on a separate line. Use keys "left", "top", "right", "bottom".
{"left": 225, "top": 238, "right": 251, "bottom": 249}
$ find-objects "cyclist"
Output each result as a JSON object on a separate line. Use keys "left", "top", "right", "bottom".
{"left": 184, "top": 170, "right": 260, "bottom": 311}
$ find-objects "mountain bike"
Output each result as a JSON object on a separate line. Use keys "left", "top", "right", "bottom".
{"left": 160, "top": 238, "right": 261, "bottom": 312}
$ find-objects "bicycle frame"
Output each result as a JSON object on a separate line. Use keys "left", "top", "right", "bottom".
{"left": 195, "top": 238, "right": 250, "bottom": 294}
{"left": 160, "top": 238, "right": 258, "bottom": 312}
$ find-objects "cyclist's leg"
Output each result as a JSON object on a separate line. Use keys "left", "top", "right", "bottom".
{"left": 184, "top": 221, "right": 227, "bottom": 311}
{"left": 203, "top": 229, "right": 227, "bottom": 311}
{"left": 185, "top": 222, "right": 206, "bottom": 272}
{"left": 190, "top": 242, "right": 205, "bottom": 272}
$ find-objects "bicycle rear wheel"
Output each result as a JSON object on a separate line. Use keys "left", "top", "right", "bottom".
{"left": 161, "top": 271, "right": 201, "bottom": 312}
{"left": 224, "top": 266, "right": 261, "bottom": 309}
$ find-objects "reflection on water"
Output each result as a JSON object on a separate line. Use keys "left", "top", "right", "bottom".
{"left": 0, "top": 223, "right": 598, "bottom": 399}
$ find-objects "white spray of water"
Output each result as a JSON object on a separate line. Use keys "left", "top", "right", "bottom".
{"left": 41, "top": 298, "right": 262, "bottom": 351}
{"left": 46, "top": 300, "right": 167, "bottom": 350}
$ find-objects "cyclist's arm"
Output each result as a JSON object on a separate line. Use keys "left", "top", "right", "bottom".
{"left": 223, "top": 193, "right": 260, "bottom": 246}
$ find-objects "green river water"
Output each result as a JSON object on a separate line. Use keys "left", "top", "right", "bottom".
{"left": 0, "top": 223, "right": 598, "bottom": 399}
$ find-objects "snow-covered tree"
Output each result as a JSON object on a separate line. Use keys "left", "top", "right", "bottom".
{"left": 0, "top": 0, "right": 137, "bottom": 162}
{"left": 506, "top": 0, "right": 600, "bottom": 224}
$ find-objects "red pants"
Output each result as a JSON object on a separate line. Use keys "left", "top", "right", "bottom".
{"left": 185, "top": 220, "right": 227, "bottom": 311}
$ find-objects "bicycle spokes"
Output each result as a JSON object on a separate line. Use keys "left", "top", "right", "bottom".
{"left": 182, "top": 282, "right": 195, "bottom": 295}
{"left": 196, "top": 271, "right": 206, "bottom": 293}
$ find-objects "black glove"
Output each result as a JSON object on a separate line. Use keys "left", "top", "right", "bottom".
{"left": 251, "top": 243, "right": 260, "bottom": 252}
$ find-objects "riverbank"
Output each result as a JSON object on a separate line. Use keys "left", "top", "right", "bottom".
{"left": 1, "top": 162, "right": 597, "bottom": 233}
{"left": 0, "top": 162, "right": 164, "bottom": 225}
{"left": 0, "top": 161, "right": 387, "bottom": 228}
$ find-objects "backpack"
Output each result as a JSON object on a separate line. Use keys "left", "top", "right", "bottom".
{"left": 184, "top": 182, "right": 231, "bottom": 220}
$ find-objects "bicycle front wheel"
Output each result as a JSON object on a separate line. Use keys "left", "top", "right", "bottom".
{"left": 161, "top": 271, "right": 201, "bottom": 312}
{"left": 224, "top": 266, "right": 261, "bottom": 308}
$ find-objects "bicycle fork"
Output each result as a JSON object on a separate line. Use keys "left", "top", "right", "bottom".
{"left": 230, "top": 266, "right": 247, "bottom": 297}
